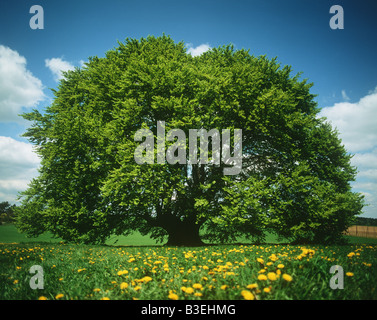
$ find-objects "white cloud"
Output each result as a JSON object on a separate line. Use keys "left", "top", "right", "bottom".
{"left": 319, "top": 89, "right": 377, "bottom": 218}
{"left": 186, "top": 43, "right": 211, "bottom": 57}
{"left": 341, "top": 89, "right": 350, "bottom": 101}
{"left": 0, "top": 136, "right": 40, "bottom": 203}
{"left": 319, "top": 91, "right": 377, "bottom": 153}
{"left": 352, "top": 151, "right": 377, "bottom": 169}
{"left": 45, "top": 57, "right": 75, "bottom": 81}
{"left": 0, "top": 45, "right": 45, "bottom": 123}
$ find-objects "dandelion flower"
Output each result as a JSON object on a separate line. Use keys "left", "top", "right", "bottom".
{"left": 282, "top": 274, "right": 293, "bottom": 282}
{"left": 93, "top": 288, "right": 101, "bottom": 293}
{"left": 38, "top": 296, "right": 48, "bottom": 300}
{"left": 117, "top": 270, "right": 128, "bottom": 276}
{"left": 263, "top": 287, "right": 271, "bottom": 293}
{"left": 55, "top": 293, "right": 64, "bottom": 300}
{"left": 193, "top": 283, "right": 203, "bottom": 290}
{"left": 120, "top": 282, "right": 128, "bottom": 290}
{"left": 246, "top": 283, "right": 258, "bottom": 290}
{"left": 267, "top": 272, "right": 277, "bottom": 281}
{"left": 346, "top": 272, "right": 354, "bottom": 277}
{"left": 241, "top": 290, "right": 255, "bottom": 300}
{"left": 221, "top": 285, "right": 228, "bottom": 290}
{"left": 185, "top": 287, "right": 194, "bottom": 294}
{"left": 168, "top": 293, "right": 179, "bottom": 300}
{"left": 258, "top": 274, "right": 267, "bottom": 281}
{"left": 100, "top": 297, "right": 110, "bottom": 300}
{"left": 277, "top": 264, "right": 284, "bottom": 269}
{"left": 194, "top": 292, "right": 203, "bottom": 297}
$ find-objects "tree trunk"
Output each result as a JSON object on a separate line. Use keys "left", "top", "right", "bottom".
{"left": 165, "top": 220, "right": 204, "bottom": 246}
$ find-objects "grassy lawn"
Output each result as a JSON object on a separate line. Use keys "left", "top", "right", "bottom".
{"left": 1, "top": 224, "right": 377, "bottom": 300}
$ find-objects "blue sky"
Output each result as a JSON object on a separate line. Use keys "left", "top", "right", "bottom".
{"left": 1, "top": 0, "right": 377, "bottom": 218}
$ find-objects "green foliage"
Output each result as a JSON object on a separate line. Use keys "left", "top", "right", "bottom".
{"left": 355, "top": 217, "right": 377, "bottom": 226}
{"left": 0, "top": 201, "right": 16, "bottom": 224}
{"left": 16, "top": 35, "right": 364, "bottom": 245}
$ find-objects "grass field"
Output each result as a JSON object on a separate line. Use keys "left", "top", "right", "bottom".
{"left": 1, "top": 224, "right": 377, "bottom": 300}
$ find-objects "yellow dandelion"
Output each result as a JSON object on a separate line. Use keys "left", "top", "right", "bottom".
{"left": 134, "top": 286, "right": 141, "bottom": 291}
{"left": 194, "top": 292, "right": 203, "bottom": 297}
{"left": 168, "top": 293, "right": 179, "bottom": 300}
{"left": 277, "top": 264, "right": 284, "bottom": 269}
{"left": 100, "top": 297, "right": 110, "bottom": 300}
{"left": 269, "top": 254, "right": 278, "bottom": 261}
{"left": 193, "top": 283, "right": 203, "bottom": 290}
{"left": 257, "top": 258, "right": 264, "bottom": 264}
{"left": 346, "top": 272, "right": 354, "bottom": 277}
{"left": 241, "top": 290, "right": 255, "bottom": 300}
{"left": 220, "top": 285, "right": 228, "bottom": 290}
{"left": 93, "top": 288, "right": 101, "bottom": 293}
{"left": 185, "top": 287, "right": 194, "bottom": 294}
{"left": 55, "top": 293, "right": 64, "bottom": 300}
{"left": 282, "top": 274, "right": 293, "bottom": 282}
{"left": 120, "top": 282, "right": 128, "bottom": 290}
{"left": 263, "top": 287, "right": 271, "bottom": 293}
{"left": 38, "top": 296, "right": 47, "bottom": 300}
{"left": 258, "top": 274, "right": 267, "bottom": 281}
{"left": 117, "top": 270, "right": 128, "bottom": 276}
{"left": 267, "top": 272, "right": 277, "bottom": 281}
{"left": 246, "top": 283, "right": 258, "bottom": 290}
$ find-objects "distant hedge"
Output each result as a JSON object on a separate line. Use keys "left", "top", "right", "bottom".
{"left": 355, "top": 217, "right": 377, "bottom": 226}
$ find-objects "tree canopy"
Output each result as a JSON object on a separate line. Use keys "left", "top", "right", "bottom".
{"left": 15, "top": 35, "right": 364, "bottom": 245}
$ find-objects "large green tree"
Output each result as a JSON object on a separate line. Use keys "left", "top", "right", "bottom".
{"left": 15, "top": 35, "right": 364, "bottom": 245}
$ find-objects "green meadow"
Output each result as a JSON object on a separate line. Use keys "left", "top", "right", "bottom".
{"left": 1, "top": 224, "right": 377, "bottom": 300}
